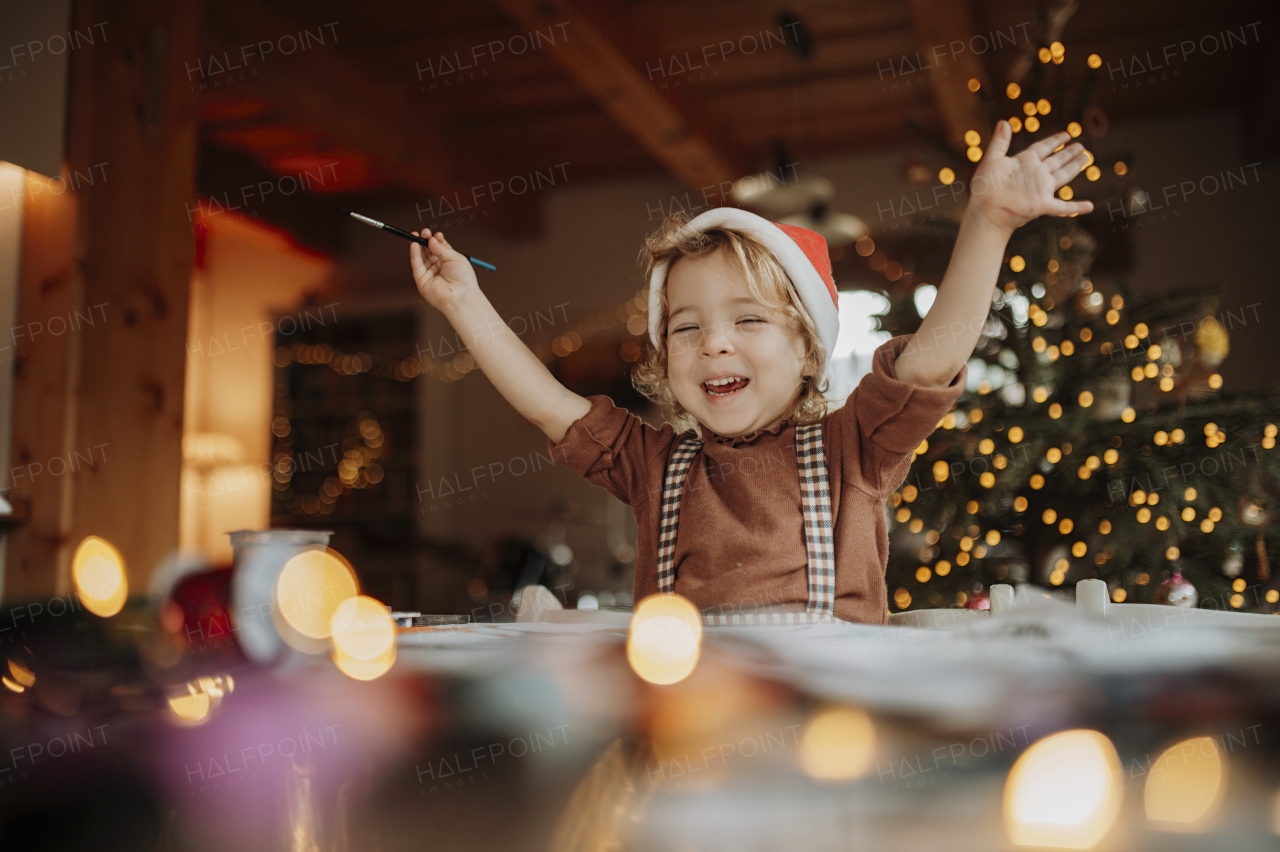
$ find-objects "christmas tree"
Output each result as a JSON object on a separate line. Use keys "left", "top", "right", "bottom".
{"left": 871, "top": 48, "right": 1280, "bottom": 614}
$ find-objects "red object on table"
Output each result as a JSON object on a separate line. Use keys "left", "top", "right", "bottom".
{"left": 164, "top": 566, "right": 248, "bottom": 665}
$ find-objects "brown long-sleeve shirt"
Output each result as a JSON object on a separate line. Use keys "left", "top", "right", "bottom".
{"left": 547, "top": 335, "right": 965, "bottom": 624}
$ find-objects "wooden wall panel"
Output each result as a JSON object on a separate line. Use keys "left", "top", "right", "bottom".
{"left": 4, "top": 0, "right": 202, "bottom": 601}
{"left": 3, "top": 173, "right": 79, "bottom": 600}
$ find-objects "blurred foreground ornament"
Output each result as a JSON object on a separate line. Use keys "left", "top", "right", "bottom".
{"left": 1154, "top": 570, "right": 1197, "bottom": 608}
{"left": 965, "top": 591, "right": 991, "bottom": 610}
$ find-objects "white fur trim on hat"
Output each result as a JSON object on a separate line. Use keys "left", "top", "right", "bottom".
{"left": 647, "top": 207, "right": 840, "bottom": 381}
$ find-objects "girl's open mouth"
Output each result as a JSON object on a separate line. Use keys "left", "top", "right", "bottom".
{"left": 702, "top": 377, "right": 749, "bottom": 397}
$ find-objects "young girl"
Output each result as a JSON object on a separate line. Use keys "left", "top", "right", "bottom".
{"left": 409, "top": 123, "right": 1093, "bottom": 624}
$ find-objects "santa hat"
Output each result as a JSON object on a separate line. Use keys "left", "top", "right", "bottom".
{"left": 647, "top": 207, "right": 840, "bottom": 380}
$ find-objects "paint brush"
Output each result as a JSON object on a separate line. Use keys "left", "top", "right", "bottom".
{"left": 334, "top": 207, "right": 497, "bottom": 271}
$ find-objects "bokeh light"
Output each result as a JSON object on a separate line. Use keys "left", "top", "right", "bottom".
{"left": 7, "top": 647, "right": 35, "bottom": 689}
{"left": 276, "top": 547, "right": 359, "bottom": 646}
{"left": 168, "top": 683, "right": 211, "bottom": 725}
{"left": 799, "top": 706, "right": 876, "bottom": 781}
{"left": 332, "top": 592, "right": 398, "bottom": 681}
{"left": 72, "top": 536, "right": 128, "bottom": 618}
{"left": 1004, "top": 729, "right": 1122, "bottom": 849}
{"left": 331, "top": 595, "right": 396, "bottom": 662}
{"left": 1144, "top": 736, "right": 1225, "bottom": 830}
{"left": 167, "top": 674, "right": 234, "bottom": 724}
{"left": 334, "top": 646, "right": 396, "bottom": 681}
{"left": 628, "top": 594, "right": 702, "bottom": 685}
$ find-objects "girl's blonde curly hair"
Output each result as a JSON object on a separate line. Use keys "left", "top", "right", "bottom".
{"left": 632, "top": 211, "right": 830, "bottom": 434}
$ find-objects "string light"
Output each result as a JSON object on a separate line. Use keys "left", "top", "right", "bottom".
{"left": 877, "top": 71, "right": 1260, "bottom": 612}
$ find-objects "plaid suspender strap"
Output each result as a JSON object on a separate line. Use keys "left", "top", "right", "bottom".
{"left": 795, "top": 421, "right": 837, "bottom": 619}
{"left": 655, "top": 436, "right": 703, "bottom": 594}
{"left": 655, "top": 423, "right": 841, "bottom": 626}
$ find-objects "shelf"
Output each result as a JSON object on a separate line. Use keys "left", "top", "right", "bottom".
{"left": 0, "top": 498, "right": 29, "bottom": 527}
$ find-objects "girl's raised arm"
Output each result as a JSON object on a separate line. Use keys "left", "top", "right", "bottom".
{"left": 894, "top": 122, "right": 1094, "bottom": 388}
{"left": 410, "top": 230, "right": 591, "bottom": 442}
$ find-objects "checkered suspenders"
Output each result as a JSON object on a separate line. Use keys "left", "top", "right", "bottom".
{"left": 655, "top": 423, "right": 839, "bottom": 625}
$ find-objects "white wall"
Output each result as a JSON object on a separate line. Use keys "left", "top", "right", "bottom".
{"left": 181, "top": 215, "right": 333, "bottom": 563}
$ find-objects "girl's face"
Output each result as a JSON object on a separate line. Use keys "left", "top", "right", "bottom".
{"left": 664, "top": 251, "right": 809, "bottom": 439}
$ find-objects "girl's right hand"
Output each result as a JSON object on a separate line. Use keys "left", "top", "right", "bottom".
{"left": 409, "top": 229, "right": 479, "bottom": 312}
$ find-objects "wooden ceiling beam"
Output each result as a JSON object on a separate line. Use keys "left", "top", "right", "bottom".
{"left": 494, "top": 0, "right": 742, "bottom": 193}
{"left": 203, "top": 0, "right": 455, "bottom": 191}
{"left": 905, "top": 0, "right": 991, "bottom": 150}
{"left": 201, "top": 0, "right": 539, "bottom": 237}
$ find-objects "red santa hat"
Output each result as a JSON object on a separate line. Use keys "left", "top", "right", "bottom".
{"left": 647, "top": 207, "right": 840, "bottom": 380}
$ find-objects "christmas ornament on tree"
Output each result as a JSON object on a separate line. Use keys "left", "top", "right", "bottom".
{"left": 1221, "top": 541, "right": 1244, "bottom": 578}
{"left": 1195, "top": 316, "right": 1230, "bottom": 367}
{"left": 1238, "top": 496, "right": 1271, "bottom": 581}
{"left": 1153, "top": 570, "right": 1198, "bottom": 608}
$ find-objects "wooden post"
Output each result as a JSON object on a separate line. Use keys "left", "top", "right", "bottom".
{"left": 4, "top": 0, "right": 201, "bottom": 601}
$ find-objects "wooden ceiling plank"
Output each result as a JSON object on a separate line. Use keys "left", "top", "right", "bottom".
{"left": 202, "top": 0, "right": 551, "bottom": 236}
{"left": 494, "top": 0, "right": 742, "bottom": 192}
{"left": 202, "top": 0, "right": 457, "bottom": 195}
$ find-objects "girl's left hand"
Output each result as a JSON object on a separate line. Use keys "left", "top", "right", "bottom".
{"left": 967, "top": 121, "right": 1095, "bottom": 233}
